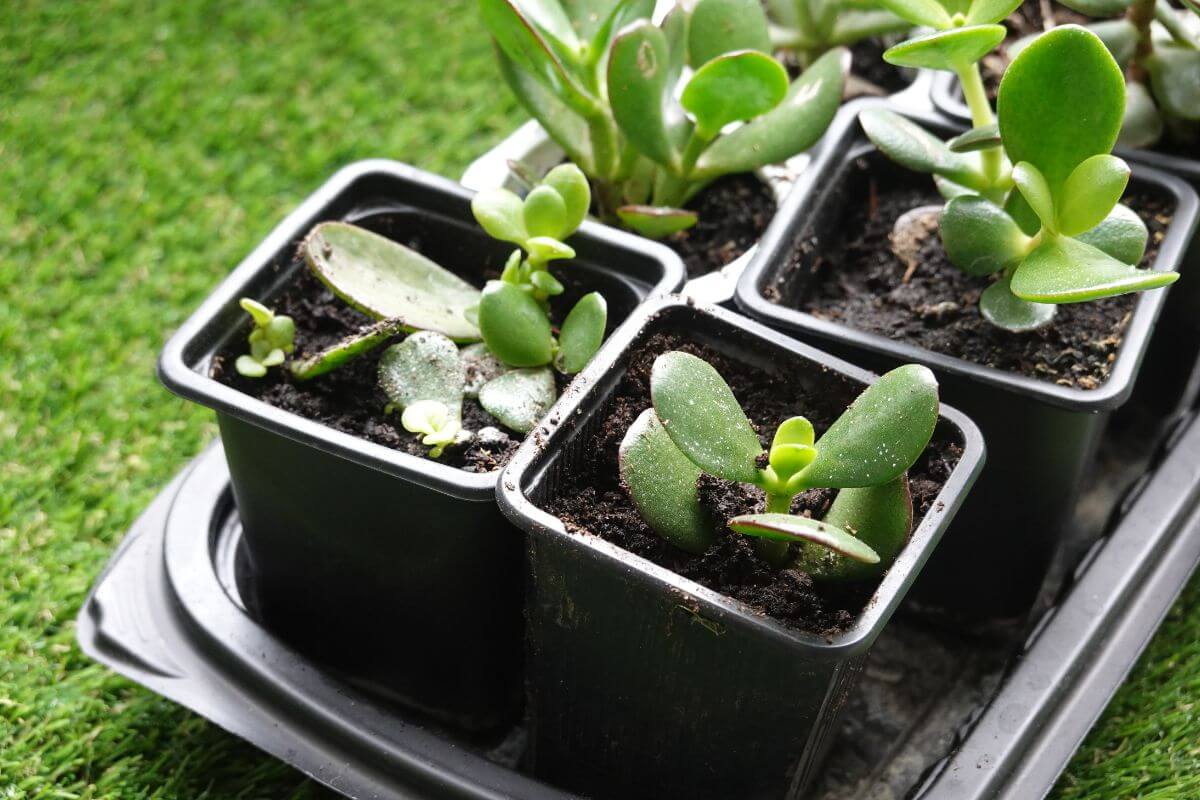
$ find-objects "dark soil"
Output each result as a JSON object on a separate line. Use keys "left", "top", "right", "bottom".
{"left": 667, "top": 173, "right": 776, "bottom": 279}
{"left": 771, "top": 155, "right": 1174, "bottom": 389}
{"left": 544, "top": 330, "right": 963, "bottom": 635}
{"left": 212, "top": 267, "right": 522, "bottom": 473}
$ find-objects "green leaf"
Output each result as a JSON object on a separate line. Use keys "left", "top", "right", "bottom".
{"left": 1119, "top": 80, "right": 1164, "bottom": 149}
{"left": 681, "top": 50, "right": 789, "bottom": 139}
{"left": 290, "top": 318, "right": 407, "bottom": 381}
{"left": 876, "top": 0, "right": 953, "bottom": 29}
{"left": 616, "top": 205, "right": 698, "bottom": 238}
{"left": 1012, "top": 162, "right": 1056, "bottom": 233}
{"left": 378, "top": 331, "right": 465, "bottom": 422}
{"left": 1090, "top": 19, "right": 1138, "bottom": 67}
{"left": 478, "top": 280, "right": 554, "bottom": 366}
{"left": 478, "top": 366, "right": 558, "bottom": 433}
{"left": 401, "top": 400, "right": 461, "bottom": 457}
{"left": 1057, "top": 0, "right": 1131, "bottom": 14}
{"left": 473, "top": 188, "right": 530, "bottom": 245}
{"left": 797, "top": 365, "right": 939, "bottom": 489}
{"left": 1011, "top": 234, "right": 1179, "bottom": 303}
{"left": 1004, "top": 188, "right": 1042, "bottom": 235}
{"left": 1058, "top": 154, "right": 1130, "bottom": 237}
{"left": 541, "top": 163, "right": 591, "bottom": 234}
{"left": 586, "top": 0, "right": 656, "bottom": 59}
{"left": 728, "top": 513, "right": 880, "bottom": 563}
{"left": 1146, "top": 46, "right": 1200, "bottom": 121}
{"left": 858, "top": 108, "right": 988, "bottom": 191}
{"left": 235, "top": 355, "right": 267, "bottom": 378}
{"left": 828, "top": 9, "right": 912, "bottom": 44}
{"left": 769, "top": 416, "right": 817, "bottom": 477}
{"left": 694, "top": 47, "right": 845, "bottom": 177}
{"left": 947, "top": 123, "right": 1000, "bottom": 153}
{"left": 461, "top": 341, "right": 510, "bottom": 398}
{"left": 650, "top": 351, "right": 763, "bottom": 485}
{"left": 239, "top": 297, "right": 274, "bottom": 327}
{"left": 940, "top": 196, "right": 1032, "bottom": 277}
{"left": 525, "top": 236, "right": 575, "bottom": 263}
{"left": 966, "top": 0, "right": 1023, "bottom": 25}
{"left": 934, "top": 175, "right": 978, "bottom": 200}
{"left": 265, "top": 316, "right": 295, "bottom": 351}
{"left": 303, "top": 222, "right": 481, "bottom": 341}
{"left": 496, "top": 46, "right": 595, "bottom": 172}
{"left": 556, "top": 292, "right": 607, "bottom": 374}
{"left": 998, "top": 25, "right": 1126, "bottom": 200}
{"left": 687, "top": 0, "right": 772, "bottom": 67}
{"left": 619, "top": 409, "right": 714, "bottom": 554}
{"left": 510, "top": 0, "right": 581, "bottom": 47}
{"left": 523, "top": 185, "right": 569, "bottom": 240}
{"left": 798, "top": 477, "right": 912, "bottom": 581}
{"left": 608, "top": 20, "right": 680, "bottom": 171}
{"left": 530, "top": 268, "right": 565, "bottom": 296}
{"left": 1076, "top": 204, "right": 1148, "bottom": 265}
{"left": 773, "top": 415, "right": 815, "bottom": 447}
{"left": 883, "top": 25, "right": 1006, "bottom": 71}
{"left": 979, "top": 272, "right": 1057, "bottom": 331}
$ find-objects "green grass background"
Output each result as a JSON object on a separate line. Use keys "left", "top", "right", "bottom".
{"left": 2, "top": 1, "right": 1197, "bottom": 797}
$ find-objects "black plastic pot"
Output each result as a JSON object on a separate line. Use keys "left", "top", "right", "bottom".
{"left": 157, "top": 160, "right": 685, "bottom": 729}
{"left": 735, "top": 100, "right": 1199, "bottom": 618}
{"left": 495, "top": 297, "right": 985, "bottom": 800}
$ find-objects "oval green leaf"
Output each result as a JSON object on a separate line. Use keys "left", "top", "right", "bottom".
{"left": 729, "top": 513, "right": 880, "bottom": 563}
{"left": 523, "top": 185, "right": 569, "bottom": 240}
{"left": 616, "top": 205, "right": 698, "bottom": 238}
{"left": 608, "top": 20, "right": 680, "bottom": 171}
{"left": 1012, "top": 161, "right": 1056, "bottom": 233}
{"left": 1058, "top": 154, "right": 1130, "bottom": 237}
{"left": 557, "top": 292, "right": 607, "bottom": 374}
{"left": 541, "top": 163, "right": 591, "bottom": 234}
{"left": 478, "top": 366, "right": 557, "bottom": 433}
{"left": 947, "top": 123, "right": 1001, "bottom": 153}
{"left": 378, "top": 331, "right": 465, "bottom": 421}
{"left": 883, "top": 25, "right": 1006, "bottom": 71}
{"left": 473, "top": 187, "right": 530, "bottom": 245}
{"left": 1146, "top": 46, "right": 1200, "bottom": 122}
{"left": 858, "top": 108, "right": 988, "bottom": 191}
{"left": 966, "top": 0, "right": 1024, "bottom": 25}
{"left": 1011, "top": 235, "right": 1178, "bottom": 303}
{"left": 979, "top": 271, "right": 1057, "bottom": 331}
{"left": 1118, "top": 80, "right": 1164, "bottom": 149}
{"left": 1076, "top": 204, "right": 1148, "bottom": 265}
{"left": 687, "top": 0, "right": 772, "bottom": 67}
{"left": 876, "top": 0, "right": 953, "bottom": 29}
{"left": 680, "top": 50, "right": 788, "bottom": 140}
{"left": 797, "top": 477, "right": 912, "bottom": 581}
{"left": 478, "top": 280, "right": 554, "bottom": 366}
{"left": 940, "top": 195, "right": 1032, "bottom": 277}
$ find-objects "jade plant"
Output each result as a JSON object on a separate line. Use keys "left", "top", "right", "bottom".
{"left": 239, "top": 165, "right": 608, "bottom": 458}
{"left": 766, "top": 0, "right": 911, "bottom": 72}
{"left": 619, "top": 352, "right": 939, "bottom": 578}
{"left": 234, "top": 298, "right": 295, "bottom": 377}
{"left": 482, "top": 0, "right": 845, "bottom": 237}
{"left": 859, "top": 25, "right": 1177, "bottom": 331}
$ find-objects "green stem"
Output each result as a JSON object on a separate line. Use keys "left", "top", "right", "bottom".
{"left": 756, "top": 493, "right": 793, "bottom": 565}
{"left": 955, "top": 63, "right": 1001, "bottom": 186}
{"left": 588, "top": 115, "right": 618, "bottom": 181}
{"left": 1126, "top": 0, "right": 1156, "bottom": 81}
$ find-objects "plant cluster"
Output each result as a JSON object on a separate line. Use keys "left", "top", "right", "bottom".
{"left": 619, "top": 352, "right": 939, "bottom": 579}
{"left": 481, "top": 0, "right": 845, "bottom": 238}
{"left": 860, "top": 22, "right": 1177, "bottom": 331}
{"left": 235, "top": 165, "right": 608, "bottom": 457}
{"left": 766, "top": 0, "right": 910, "bottom": 72}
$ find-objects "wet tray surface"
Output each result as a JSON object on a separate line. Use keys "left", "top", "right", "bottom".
{"left": 79, "top": 405, "right": 1200, "bottom": 800}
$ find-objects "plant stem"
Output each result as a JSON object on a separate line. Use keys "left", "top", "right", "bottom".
{"left": 756, "top": 493, "right": 793, "bottom": 565}
{"left": 588, "top": 115, "right": 618, "bottom": 181}
{"left": 1126, "top": 0, "right": 1156, "bottom": 82}
{"left": 956, "top": 63, "right": 1001, "bottom": 185}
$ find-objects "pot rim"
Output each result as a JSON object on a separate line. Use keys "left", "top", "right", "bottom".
{"left": 158, "top": 159, "right": 686, "bottom": 501}
{"left": 735, "top": 97, "right": 1200, "bottom": 413}
{"left": 495, "top": 295, "right": 987, "bottom": 660}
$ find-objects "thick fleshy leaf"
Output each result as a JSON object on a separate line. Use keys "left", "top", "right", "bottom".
{"left": 240, "top": 297, "right": 273, "bottom": 327}
{"left": 797, "top": 365, "right": 939, "bottom": 489}
{"left": 1011, "top": 235, "right": 1178, "bottom": 303}
{"left": 1146, "top": 46, "right": 1200, "bottom": 121}
{"left": 947, "top": 123, "right": 1000, "bottom": 153}
{"left": 687, "top": 0, "right": 772, "bottom": 67}
{"left": 1077, "top": 204, "right": 1148, "bottom": 265}
{"left": 541, "top": 163, "right": 591, "bottom": 234}
{"left": 378, "top": 332, "right": 464, "bottom": 422}
{"left": 940, "top": 196, "right": 1031, "bottom": 277}
{"left": 980, "top": 272, "right": 1057, "bottom": 331}
{"left": 511, "top": 0, "right": 580, "bottom": 46}
{"left": 966, "top": 0, "right": 1023, "bottom": 25}
{"left": 935, "top": 175, "right": 978, "bottom": 200}
{"left": 461, "top": 342, "right": 510, "bottom": 398}
{"left": 650, "top": 351, "right": 763, "bottom": 485}
{"left": 235, "top": 355, "right": 267, "bottom": 378}
{"left": 583, "top": 0, "right": 655, "bottom": 54}
{"left": 616, "top": 205, "right": 698, "bottom": 237}
{"left": 1058, "top": 154, "right": 1130, "bottom": 237}
{"left": 1090, "top": 19, "right": 1138, "bottom": 66}
{"left": 478, "top": 367, "right": 557, "bottom": 433}
{"left": 729, "top": 513, "right": 880, "bottom": 563}
{"left": 478, "top": 280, "right": 554, "bottom": 366}
{"left": 798, "top": 477, "right": 912, "bottom": 581}
{"left": 303, "top": 222, "right": 481, "bottom": 341}
{"left": 1119, "top": 80, "right": 1164, "bottom": 149}
{"left": 884, "top": 25, "right": 1006, "bottom": 71}
{"left": 291, "top": 318, "right": 407, "bottom": 381}
{"left": 473, "top": 188, "right": 530, "bottom": 245}
{"left": 1004, "top": 188, "right": 1042, "bottom": 236}
{"left": 829, "top": 9, "right": 911, "bottom": 44}
{"left": 557, "top": 292, "right": 607, "bottom": 373}
{"left": 1012, "top": 162, "right": 1056, "bottom": 233}
{"left": 1057, "top": 0, "right": 1131, "bottom": 14}
{"left": 526, "top": 236, "right": 576, "bottom": 263}
{"left": 859, "top": 108, "right": 987, "bottom": 191}
{"left": 608, "top": 21, "right": 680, "bottom": 170}
{"left": 681, "top": 50, "right": 788, "bottom": 139}
{"left": 998, "top": 25, "right": 1126, "bottom": 199}
{"left": 523, "top": 185, "right": 569, "bottom": 240}
{"left": 876, "top": 0, "right": 952, "bottom": 29}
{"left": 619, "top": 409, "right": 714, "bottom": 554}
{"left": 694, "top": 47, "right": 845, "bottom": 177}
{"left": 496, "top": 46, "right": 594, "bottom": 172}
{"left": 530, "top": 268, "right": 565, "bottom": 296}
{"left": 769, "top": 417, "right": 817, "bottom": 477}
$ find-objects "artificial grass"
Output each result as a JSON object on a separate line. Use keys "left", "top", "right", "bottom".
{"left": 0, "top": 1, "right": 1196, "bottom": 797}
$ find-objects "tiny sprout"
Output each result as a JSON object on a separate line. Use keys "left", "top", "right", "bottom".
{"left": 235, "top": 298, "right": 295, "bottom": 378}
{"left": 620, "top": 352, "right": 938, "bottom": 579}
{"left": 401, "top": 400, "right": 461, "bottom": 458}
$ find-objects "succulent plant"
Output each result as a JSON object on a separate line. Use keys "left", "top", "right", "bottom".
{"left": 861, "top": 25, "right": 1177, "bottom": 331}
{"left": 766, "top": 0, "right": 911, "bottom": 72}
{"left": 619, "top": 352, "right": 939, "bottom": 579}
{"left": 234, "top": 298, "right": 295, "bottom": 378}
{"left": 482, "top": 0, "right": 846, "bottom": 237}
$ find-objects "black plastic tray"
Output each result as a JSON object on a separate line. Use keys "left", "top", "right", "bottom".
{"left": 79, "top": 390, "right": 1200, "bottom": 799}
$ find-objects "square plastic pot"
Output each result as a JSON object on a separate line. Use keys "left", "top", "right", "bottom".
{"left": 495, "top": 297, "right": 985, "bottom": 800}
{"left": 735, "top": 99, "right": 1200, "bottom": 618}
{"left": 158, "top": 159, "right": 685, "bottom": 730}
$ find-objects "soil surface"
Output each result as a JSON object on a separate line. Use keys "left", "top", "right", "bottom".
{"left": 667, "top": 173, "right": 776, "bottom": 279}
{"left": 213, "top": 267, "right": 524, "bottom": 473}
{"left": 771, "top": 156, "right": 1173, "bottom": 389}
{"left": 545, "top": 330, "right": 963, "bottom": 635}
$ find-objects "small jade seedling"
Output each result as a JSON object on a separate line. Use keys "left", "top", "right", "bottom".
{"left": 861, "top": 26, "right": 1177, "bottom": 331}
{"left": 483, "top": 0, "right": 845, "bottom": 237}
{"left": 620, "top": 352, "right": 939, "bottom": 579}
{"left": 235, "top": 298, "right": 295, "bottom": 378}
{"left": 766, "top": 0, "right": 910, "bottom": 73}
